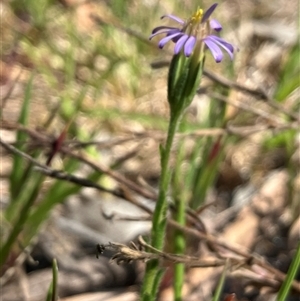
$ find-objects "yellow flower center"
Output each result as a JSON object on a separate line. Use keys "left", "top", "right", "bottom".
{"left": 191, "top": 8, "right": 203, "bottom": 24}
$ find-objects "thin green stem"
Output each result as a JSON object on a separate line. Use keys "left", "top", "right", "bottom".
{"left": 141, "top": 112, "right": 181, "bottom": 301}
{"left": 152, "top": 113, "right": 180, "bottom": 248}
{"left": 173, "top": 195, "right": 186, "bottom": 301}
{"left": 172, "top": 139, "right": 188, "bottom": 301}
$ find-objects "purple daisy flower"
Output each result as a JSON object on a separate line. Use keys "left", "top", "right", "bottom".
{"left": 149, "top": 3, "right": 234, "bottom": 63}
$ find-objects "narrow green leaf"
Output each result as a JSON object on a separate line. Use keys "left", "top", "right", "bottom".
{"left": 212, "top": 260, "right": 229, "bottom": 301}
{"left": 10, "top": 74, "right": 34, "bottom": 200}
{"left": 275, "top": 43, "right": 300, "bottom": 102}
{"left": 6, "top": 148, "right": 43, "bottom": 222}
{"left": 0, "top": 174, "right": 45, "bottom": 267}
{"left": 169, "top": 68, "right": 189, "bottom": 114}
{"left": 5, "top": 157, "right": 44, "bottom": 222}
{"left": 277, "top": 242, "right": 300, "bottom": 301}
{"left": 152, "top": 268, "right": 165, "bottom": 301}
{"left": 46, "top": 258, "right": 59, "bottom": 301}
{"left": 168, "top": 54, "right": 188, "bottom": 103}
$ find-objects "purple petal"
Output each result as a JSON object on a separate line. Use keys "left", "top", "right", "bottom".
{"left": 209, "top": 36, "right": 234, "bottom": 52}
{"left": 203, "top": 38, "right": 223, "bottom": 63}
{"left": 152, "top": 25, "right": 180, "bottom": 34}
{"left": 201, "top": 3, "right": 218, "bottom": 23}
{"left": 171, "top": 34, "right": 182, "bottom": 43}
{"left": 158, "top": 32, "right": 183, "bottom": 49}
{"left": 184, "top": 36, "right": 196, "bottom": 57}
{"left": 174, "top": 34, "right": 189, "bottom": 54}
{"left": 169, "top": 29, "right": 184, "bottom": 43}
{"left": 210, "top": 19, "right": 222, "bottom": 31}
{"left": 149, "top": 28, "right": 181, "bottom": 40}
{"left": 207, "top": 35, "right": 234, "bottom": 59}
{"left": 161, "top": 14, "right": 185, "bottom": 24}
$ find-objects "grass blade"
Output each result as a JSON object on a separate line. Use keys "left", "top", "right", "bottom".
{"left": 277, "top": 242, "right": 300, "bottom": 301}
{"left": 46, "top": 258, "right": 59, "bottom": 301}
{"left": 9, "top": 74, "right": 34, "bottom": 200}
{"left": 212, "top": 259, "right": 229, "bottom": 301}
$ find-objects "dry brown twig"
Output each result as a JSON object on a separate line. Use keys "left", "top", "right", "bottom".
{"left": 208, "top": 92, "right": 284, "bottom": 126}
{"left": 97, "top": 235, "right": 227, "bottom": 268}
{"left": 96, "top": 236, "right": 299, "bottom": 292}
{"left": 0, "top": 137, "right": 126, "bottom": 199}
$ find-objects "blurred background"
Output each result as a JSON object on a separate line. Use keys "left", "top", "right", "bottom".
{"left": 1, "top": 0, "right": 299, "bottom": 300}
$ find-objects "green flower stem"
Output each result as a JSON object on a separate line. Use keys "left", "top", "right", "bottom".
{"left": 174, "top": 196, "right": 186, "bottom": 301}
{"left": 141, "top": 112, "right": 181, "bottom": 301}
{"left": 152, "top": 112, "right": 181, "bottom": 248}
{"left": 172, "top": 142, "right": 188, "bottom": 301}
